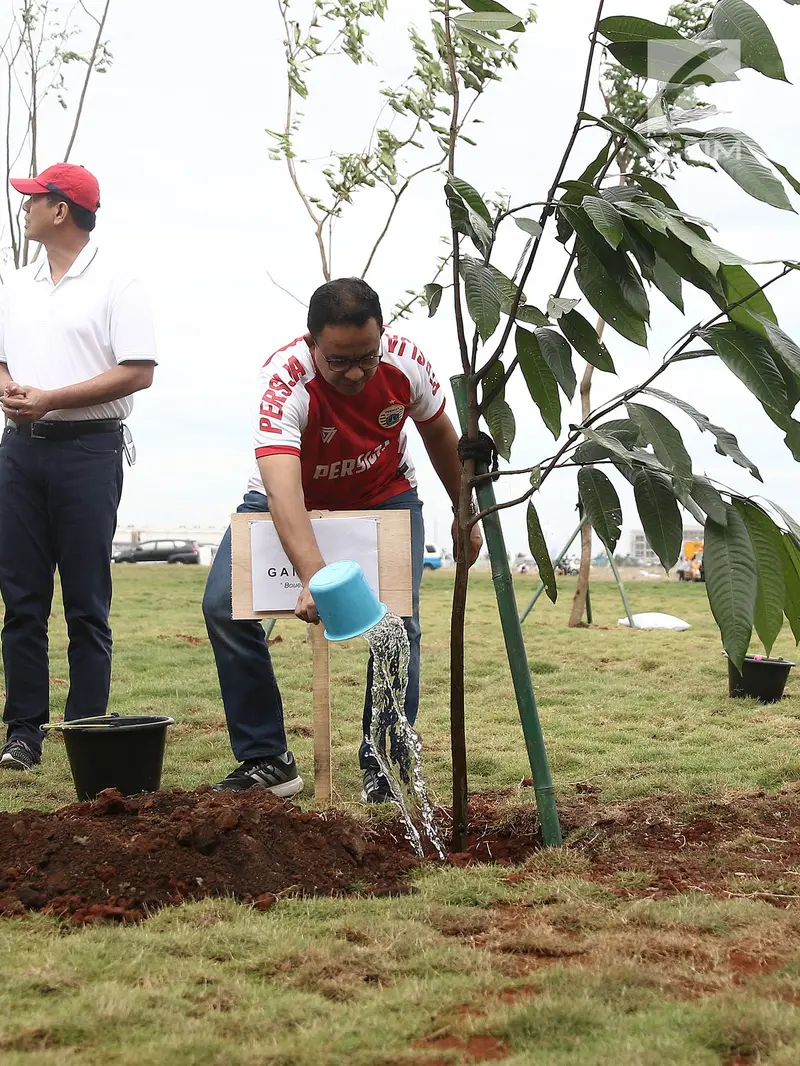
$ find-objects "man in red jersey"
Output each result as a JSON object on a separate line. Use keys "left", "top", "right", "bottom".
{"left": 203, "top": 277, "right": 481, "bottom": 801}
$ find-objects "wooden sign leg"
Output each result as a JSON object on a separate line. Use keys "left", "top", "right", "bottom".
{"left": 310, "top": 623, "right": 332, "bottom": 804}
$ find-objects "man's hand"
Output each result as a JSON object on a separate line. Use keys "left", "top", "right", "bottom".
{"left": 2, "top": 384, "right": 53, "bottom": 424}
{"left": 295, "top": 586, "right": 320, "bottom": 624}
{"left": 451, "top": 514, "right": 483, "bottom": 568}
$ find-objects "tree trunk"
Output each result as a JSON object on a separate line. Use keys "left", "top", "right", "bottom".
{"left": 568, "top": 318, "right": 605, "bottom": 628}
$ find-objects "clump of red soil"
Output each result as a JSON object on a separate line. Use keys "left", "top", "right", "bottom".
{"left": 0, "top": 788, "right": 420, "bottom": 924}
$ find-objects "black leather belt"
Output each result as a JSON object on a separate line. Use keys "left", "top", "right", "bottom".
{"left": 9, "top": 419, "right": 121, "bottom": 440}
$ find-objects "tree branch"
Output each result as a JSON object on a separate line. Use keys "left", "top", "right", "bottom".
{"left": 476, "top": 0, "right": 608, "bottom": 382}
{"left": 64, "top": 0, "right": 111, "bottom": 161}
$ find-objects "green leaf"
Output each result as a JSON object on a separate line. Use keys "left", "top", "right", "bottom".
{"left": 490, "top": 266, "right": 525, "bottom": 316}
{"left": 698, "top": 324, "right": 789, "bottom": 417}
{"left": 455, "top": 25, "right": 506, "bottom": 50}
{"left": 424, "top": 283, "right": 443, "bottom": 318}
{"left": 626, "top": 402, "right": 692, "bottom": 490}
{"left": 633, "top": 469, "right": 682, "bottom": 571}
{"left": 446, "top": 174, "right": 493, "bottom": 224}
{"left": 690, "top": 477, "right": 728, "bottom": 525}
{"left": 582, "top": 196, "right": 624, "bottom": 249}
{"left": 573, "top": 419, "right": 643, "bottom": 464}
{"left": 752, "top": 314, "right": 800, "bottom": 378}
{"left": 767, "top": 499, "right": 800, "bottom": 547}
{"left": 700, "top": 129, "right": 794, "bottom": 212}
{"left": 778, "top": 533, "right": 800, "bottom": 645}
{"left": 445, "top": 182, "right": 492, "bottom": 255}
{"left": 704, "top": 505, "right": 758, "bottom": 671}
{"left": 460, "top": 257, "right": 501, "bottom": 342}
{"left": 642, "top": 387, "right": 762, "bottom": 481}
{"left": 719, "top": 264, "right": 778, "bottom": 337}
{"left": 514, "top": 216, "right": 543, "bottom": 237}
{"left": 515, "top": 327, "right": 561, "bottom": 439}
{"left": 769, "top": 159, "right": 800, "bottom": 197}
{"left": 560, "top": 206, "right": 651, "bottom": 322}
{"left": 574, "top": 248, "right": 647, "bottom": 348}
{"left": 534, "top": 328, "right": 576, "bottom": 400}
{"left": 711, "top": 0, "right": 788, "bottom": 82}
{"left": 515, "top": 305, "right": 550, "bottom": 327}
{"left": 527, "top": 502, "right": 557, "bottom": 604}
{"left": 598, "top": 16, "right": 683, "bottom": 43}
{"left": 546, "top": 296, "right": 580, "bottom": 320}
{"left": 581, "top": 112, "right": 651, "bottom": 158}
{"left": 640, "top": 227, "right": 725, "bottom": 301}
{"left": 578, "top": 427, "right": 636, "bottom": 467}
{"left": 481, "top": 359, "right": 506, "bottom": 406}
{"left": 454, "top": 11, "right": 522, "bottom": 32}
{"left": 460, "top": 0, "right": 526, "bottom": 30}
{"left": 734, "top": 499, "right": 786, "bottom": 656}
{"left": 484, "top": 397, "right": 515, "bottom": 461}
{"left": 653, "top": 255, "right": 685, "bottom": 311}
{"left": 558, "top": 309, "right": 616, "bottom": 372}
{"left": 578, "top": 468, "right": 623, "bottom": 552}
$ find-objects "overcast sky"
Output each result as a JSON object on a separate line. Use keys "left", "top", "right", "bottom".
{"left": 2, "top": 0, "right": 799, "bottom": 556}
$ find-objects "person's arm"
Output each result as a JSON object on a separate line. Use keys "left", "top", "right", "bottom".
{"left": 1, "top": 363, "right": 154, "bottom": 423}
{"left": 257, "top": 453, "right": 325, "bottom": 623}
{"left": 416, "top": 411, "right": 482, "bottom": 566}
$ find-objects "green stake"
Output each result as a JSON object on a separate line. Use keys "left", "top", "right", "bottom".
{"left": 451, "top": 375, "right": 562, "bottom": 848}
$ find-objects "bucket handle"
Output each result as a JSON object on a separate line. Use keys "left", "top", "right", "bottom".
{"left": 41, "top": 713, "right": 122, "bottom": 732}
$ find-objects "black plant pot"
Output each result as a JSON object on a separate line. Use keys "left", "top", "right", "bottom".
{"left": 727, "top": 656, "right": 795, "bottom": 703}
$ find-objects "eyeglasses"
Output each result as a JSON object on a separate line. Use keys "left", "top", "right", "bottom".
{"left": 317, "top": 351, "right": 382, "bottom": 374}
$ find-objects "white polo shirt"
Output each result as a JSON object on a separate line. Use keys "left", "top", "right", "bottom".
{"left": 0, "top": 241, "right": 157, "bottom": 421}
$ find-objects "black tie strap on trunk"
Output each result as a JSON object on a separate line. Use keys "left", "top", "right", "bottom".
{"left": 457, "top": 432, "right": 499, "bottom": 481}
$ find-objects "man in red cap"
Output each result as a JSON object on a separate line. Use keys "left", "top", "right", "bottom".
{"left": 0, "top": 163, "right": 158, "bottom": 770}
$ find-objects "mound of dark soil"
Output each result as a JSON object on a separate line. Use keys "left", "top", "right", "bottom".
{"left": 0, "top": 788, "right": 420, "bottom": 924}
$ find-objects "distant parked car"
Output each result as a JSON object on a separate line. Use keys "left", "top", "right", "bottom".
{"left": 423, "top": 542, "right": 444, "bottom": 571}
{"left": 113, "top": 539, "right": 201, "bottom": 564}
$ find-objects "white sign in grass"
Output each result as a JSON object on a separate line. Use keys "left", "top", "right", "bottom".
{"left": 249, "top": 516, "right": 380, "bottom": 613}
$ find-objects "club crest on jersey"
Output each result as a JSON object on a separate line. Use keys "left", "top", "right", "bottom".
{"left": 378, "top": 403, "right": 405, "bottom": 429}
{"left": 321, "top": 426, "right": 337, "bottom": 443}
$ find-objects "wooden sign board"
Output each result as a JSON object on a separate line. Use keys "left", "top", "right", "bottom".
{"left": 231, "top": 509, "right": 413, "bottom": 620}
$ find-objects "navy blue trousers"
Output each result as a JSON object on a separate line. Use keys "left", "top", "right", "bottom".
{"left": 0, "top": 427, "right": 123, "bottom": 755}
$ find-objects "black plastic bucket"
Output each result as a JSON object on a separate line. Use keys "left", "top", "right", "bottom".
{"left": 728, "top": 656, "right": 795, "bottom": 703}
{"left": 58, "top": 715, "right": 174, "bottom": 801}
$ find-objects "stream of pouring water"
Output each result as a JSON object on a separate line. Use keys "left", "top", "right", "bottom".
{"left": 364, "top": 613, "right": 446, "bottom": 860}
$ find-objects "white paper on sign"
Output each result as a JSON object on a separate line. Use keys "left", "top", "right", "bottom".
{"left": 250, "top": 517, "right": 380, "bottom": 613}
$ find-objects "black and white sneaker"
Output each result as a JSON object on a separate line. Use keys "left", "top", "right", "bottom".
{"left": 0, "top": 740, "right": 40, "bottom": 771}
{"left": 361, "top": 768, "right": 393, "bottom": 805}
{"left": 212, "top": 751, "right": 303, "bottom": 797}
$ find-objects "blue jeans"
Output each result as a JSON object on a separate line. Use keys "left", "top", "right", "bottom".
{"left": 202, "top": 489, "right": 424, "bottom": 770}
{"left": 0, "top": 427, "right": 123, "bottom": 755}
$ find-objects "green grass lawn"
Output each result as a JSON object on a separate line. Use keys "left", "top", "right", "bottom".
{"left": 0, "top": 567, "right": 798, "bottom": 1065}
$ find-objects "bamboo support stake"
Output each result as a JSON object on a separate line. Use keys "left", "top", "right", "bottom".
{"left": 310, "top": 623, "right": 332, "bottom": 803}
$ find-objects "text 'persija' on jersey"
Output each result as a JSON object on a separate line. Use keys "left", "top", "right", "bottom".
{"left": 249, "top": 333, "right": 445, "bottom": 509}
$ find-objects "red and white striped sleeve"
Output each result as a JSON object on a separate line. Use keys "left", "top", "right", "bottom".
{"left": 404, "top": 341, "right": 446, "bottom": 425}
{"left": 253, "top": 344, "right": 311, "bottom": 459}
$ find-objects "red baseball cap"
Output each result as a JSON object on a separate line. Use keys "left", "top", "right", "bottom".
{"left": 10, "top": 163, "right": 100, "bottom": 213}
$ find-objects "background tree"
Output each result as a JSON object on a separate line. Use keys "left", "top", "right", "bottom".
{"left": 433, "top": 0, "right": 800, "bottom": 847}
{"left": 1, "top": 0, "right": 112, "bottom": 275}
{"left": 267, "top": 0, "right": 534, "bottom": 319}
{"left": 568, "top": 0, "right": 714, "bottom": 628}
